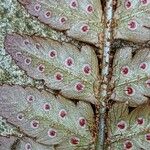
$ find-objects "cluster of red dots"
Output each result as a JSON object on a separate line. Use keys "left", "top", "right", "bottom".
{"left": 124, "top": 0, "right": 149, "bottom": 9}
{"left": 22, "top": 44, "right": 92, "bottom": 92}
{"left": 117, "top": 117, "right": 145, "bottom": 130}
{"left": 117, "top": 117, "right": 148, "bottom": 149}
{"left": 21, "top": 40, "right": 92, "bottom": 77}
{"left": 124, "top": 0, "right": 149, "bottom": 31}
{"left": 69, "top": 0, "right": 94, "bottom": 14}
{"left": 121, "top": 62, "right": 149, "bottom": 96}
{"left": 33, "top": 1, "right": 93, "bottom": 33}
{"left": 120, "top": 65, "right": 135, "bottom": 95}
{"left": 16, "top": 94, "right": 88, "bottom": 146}
{"left": 34, "top": 3, "right": 68, "bottom": 24}
{"left": 117, "top": 117, "right": 149, "bottom": 149}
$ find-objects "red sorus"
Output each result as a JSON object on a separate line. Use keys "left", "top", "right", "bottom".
{"left": 59, "top": 109, "right": 67, "bottom": 119}
{"left": 24, "top": 39, "right": 30, "bottom": 45}
{"left": 125, "top": 0, "right": 132, "bottom": 9}
{"left": 59, "top": 17, "right": 67, "bottom": 24}
{"left": 35, "top": 43, "right": 41, "bottom": 49}
{"left": 86, "top": 4, "right": 94, "bottom": 14}
{"left": 30, "top": 120, "right": 39, "bottom": 129}
{"left": 125, "top": 86, "right": 135, "bottom": 96}
{"left": 43, "top": 103, "right": 51, "bottom": 111}
{"left": 26, "top": 95, "right": 35, "bottom": 103}
{"left": 69, "top": 137, "right": 80, "bottom": 145}
{"left": 75, "top": 82, "right": 85, "bottom": 92}
{"left": 123, "top": 140, "right": 133, "bottom": 149}
{"left": 128, "top": 20, "right": 138, "bottom": 31}
{"left": 65, "top": 57, "right": 74, "bottom": 67}
{"left": 121, "top": 66, "right": 129, "bottom": 75}
{"left": 137, "top": 117, "right": 144, "bottom": 125}
{"left": 48, "top": 129, "right": 57, "bottom": 138}
{"left": 117, "top": 120, "right": 127, "bottom": 130}
{"left": 139, "top": 62, "right": 148, "bottom": 70}
{"left": 17, "top": 113, "right": 24, "bottom": 121}
{"left": 44, "top": 11, "right": 52, "bottom": 19}
{"left": 78, "top": 117, "right": 86, "bottom": 128}
{"left": 15, "top": 52, "right": 22, "bottom": 57}
{"left": 145, "top": 133, "right": 150, "bottom": 141}
{"left": 69, "top": 0, "right": 78, "bottom": 9}
{"left": 146, "top": 79, "right": 150, "bottom": 88}
{"left": 34, "top": 3, "right": 41, "bottom": 12}
{"left": 54, "top": 72, "right": 63, "bottom": 81}
{"left": 25, "top": 57, "right": 31, "bottom": 65}
{"left": 82, "top": 64, "right": 91, "bottom": 75}
{"left": 25, "top": 143, "right": 32, "bottom": 150}
{"left": 49, "top": 50, "right": 57, "bottom": 58}
{"left": 140, "top": 0, "right": 150, "bottom": 6}
{"left": 81, "top": 24, "right": 90, "bottom": 33}
{"left": 37, "top": 64, "right": 45, "bottom": 72}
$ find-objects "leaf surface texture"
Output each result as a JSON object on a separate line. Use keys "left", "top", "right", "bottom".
{"left": 18, "top": 0, "right": 103, "bottom": 45}
{"left": 0, "top": 85, "right": 95, "bottom": 149}
{"left": 114, "top": 0, "right": 150, "bottom": 42}
{"left": 112, "top": 47, "right": 150, "bottom": 106}
{"left": 108, "top": 103, "right": 150, "bottom": 150}
{"left": 4, "top": 33, "right": 99, "bottom": 103}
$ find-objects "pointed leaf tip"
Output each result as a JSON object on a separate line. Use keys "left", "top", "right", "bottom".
{"left": 4, "top": 33, "right": 99, "bottom": 104}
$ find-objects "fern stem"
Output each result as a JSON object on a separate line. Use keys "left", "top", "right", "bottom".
{"left": 96, "top": 0, "right": 115, "bottom": 149}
